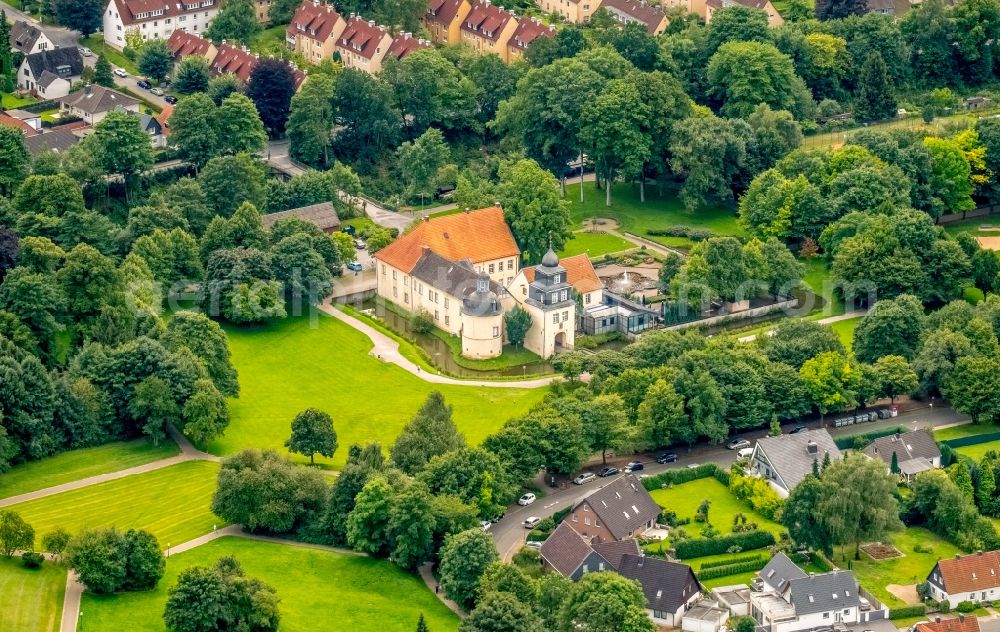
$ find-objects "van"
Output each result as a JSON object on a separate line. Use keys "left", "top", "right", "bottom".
{"left": 737, "top": 447, "right": 754, "bottom": 460}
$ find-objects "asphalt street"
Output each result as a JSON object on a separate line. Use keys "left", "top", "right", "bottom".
{"left": 490, "top": 403, "right": 970, "bottom": 560}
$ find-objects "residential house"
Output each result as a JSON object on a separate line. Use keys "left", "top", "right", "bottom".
{"left": 534, "top": 0, "right": 603, "bottom": 23}
{"left": 335, "top": 16, "right": 393, "bottom": 73}
{"left": 694, "top": 0, "right": 784, "bottom": 27}
{"left": 750, "top": 429, "right": 842, "bottom": 498}
{"left": 927, "top": 551, "right": 1000, "bottom": 605}
{"left": 713, "top": 585, "right": 752, "bottom": 617}
{"left": 424, "top": 0, "right": 471, "bottom": 44}
{"left": 386, "top": 32, "right": 432, "bottom": 62}
{"left": 682, "top": 600, "right": 731, "bottom": 632}
{"left": 0, "top": 112, "right": 38, "bottom": 135}
{"left": 59, "top": 84, "right": 141, "bottom": 125}
{"left": 861, "top": 428, "right": 941, "bottom": 482}
{"left": 262, "top": 201, "right": 341, "bottom": 233}
{"left": 507, "top": 17, "right": 554, "bottom": 62}
{"left": 17, "top": 47, "right": 83, "bottom": 98}
{"left": 211, "top": 42, "right": 258, "bottom": 83}
{"left": 168, "top": 29, "right": 217, "bottom": 62}
{"left": 136, "top": 112, "right": 166, "bottom": 147}
{"left": 103, "top": 0, "right": 220, "bottom": 50}
{"left": 865, "top": 0, "right": 912, "bottom": 15}
{"left": 10, "top": 21, "right": 54, "bottom": 55}
{"left": 286, "top": 0, "right": 347, "bottom": 65}
{"left": 3, "top": 109, "right": 42, "bottom": 133}
{"left": 564, "top": 474, "right": 660, "bottom": 543}
{"left": 751, "top": 553, "right": 885, "bottom": 632}
{"left": 155, "top": 103, "right": 173, "bottom": 136}
{"left": 618, "top": 554, "right": 703, "bottom": 627}
{"left": 23, "top": 127, "right": 81, "bottom": 155}
{"left": 917, "top": 616, "right": 982, "bottom": 632}
{"left": 540, "top": 521, "right": 619, "bottom": 580}
{"left": 460, "top": 0, "right": 518, "bottom": 62}
{"left": 598, "top": 0, "right": 668, "bottom": 35}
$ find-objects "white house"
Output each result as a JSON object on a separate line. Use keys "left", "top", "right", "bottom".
{"left": 10, "top": 21, "right": 54, "bottom": 55}
{"left": 59, "top": 84, "right": 141, "bottom": 125}
{"left": 927, "top": 551, "right": 1000, "bottom": 606}
{"left": 750, "top": 429, "right": 842, "bottom": 498}
{"left": 17, "top": 47, "right": 83, "bottom": 98}
{"left": 103, "top": 0, "right": 221, "bottom": 50}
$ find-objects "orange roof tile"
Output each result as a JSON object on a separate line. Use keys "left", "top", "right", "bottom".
{"left": 524, "top": 253, "right": 602, "bottom": 293}
{"left": 918, "top": 617, "right": 981, "bottom": 632}
{"left": 375, "top": 206, "right": 519, "bottom": 273}
{"left": 287, "top": 1, "right": 344, "bottom": 44}
{"left": 936, "top": 551, "right": 1000, "bottom": 594}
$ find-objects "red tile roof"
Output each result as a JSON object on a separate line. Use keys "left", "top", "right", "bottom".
{"left": 211, "top": 43, "right": 258, "bottom": 83}
{"left": 286, "top": 0, "right": 344, "bottom": 43}
{"left": 375, "top": 206, "right": 520, "bottom": 273}
{"left": 387, "top": 32, "right": 431, "bottom": 60}
{"left": 168, "top": 29, "right": 213, "bottom": 59}
{"left": 156, "top": 104, "right": 173, "bottom": 134}
{"left": 935, "top": 551, "right": 1000, "bottom": 595}
{"left": 600, "top": 0, "right": 666, "bottom": 33}
{"left": 426, "top": 0, "right": 467, "bottom": 25}
{"left": 112, "top": 0, "right": 217, "bottom": 26}
{"left": 0, "top": 113, "right": 36, "bottom": 135}
{"left": 524, "top": 253, "right": 602, "bottom": 293}
{"left": 462, "top": 0, "right": 514, "bottom": 42}
{"left": 508, "top": 17, "right": 554, "bottom": 52}
{"left": 917, "top": 617, "right": 981, "bottom": 632}
{"left": 337, "top": 16, "right": 390, "bottom": 60}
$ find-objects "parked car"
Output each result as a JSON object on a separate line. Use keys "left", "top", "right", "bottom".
{"left": 523, "top": 516, "right": 541, "bottom": 529}
{"left": 518, "top": 492, "right": 536, "bottom": 506}
{"left": 598, "top": 466, "right": 619, "bottom": 477}
{"left": 737, "top": 447, "right": 754, "bottom": 460}
{"left": 656, "top": 453, "right": 678, "bottom": 464}
{"left": 150, "top": 87, "right": 164, "bottom": 96}
{"left": 80, "top": 47, "right": 93, "bottom": 57}
{"left": 342, "top": 225, "right": 356, "bottom": 235}
{"left": 573, "top": 472, "right": 596, "bottom": 485}
{"left": 113, "top": 68, "right": 128, "bottom": 78}
{"left": 789, "top": 426, "right": 808, "bottom": 434}
{"left": 524, "top": 541, "right": 543, "bottom": 549}
{"left": 136, "top": 79, "right": 152, "bottom": 90}
{"left": 686, "top": 463, "right": 700, "bottom": 469}
{"left": 480, "top": 520, "right": 491, "bottom": 532}
{"left": 624, "top": 461, "right": 643, "bottom": 472}
{"left": 354, "top": 239, "right": 366, "bottom": 249}
{"left": 163, "top": 95, "right": 178, "bottom": 104}
{"left": 726, "top": 438, "right": 751, "bottom": 450}
{"left": 346, "top": 261, "right": 363, "bottom": 272}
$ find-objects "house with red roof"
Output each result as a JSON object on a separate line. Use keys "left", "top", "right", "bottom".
{"left": 168, "top": 29, "right": 217, "bottom": 62}
{"left": 460, "top": 0, "right": 518, "bottom": 62}
{"left": 386, "top": 32, "right": 432, "bottom": 61}
{"left": 507, "top": 17, "right": 554, "bottom": 62}
{"left": 424, "top": 0, "right": 471, "bottom": 44}
{"left": 286, "top": 0, "right": 347, "bottom": 64}
{"left": 695, "top": 0, "right": 784, "bottom": 26}
{"left": 535, "top": 0, "right": 603, "bottom": 23}
{"left": 928, "top": 551, "right": 1000, "bottom": 606}
{"left": 335, "top": 15, "right": 394, "bottom": 73}
{"left": 102, "top": 0, "right": 221, "bottom": 51}
{"left": 211, "top": 42, "right": 259, "bottom": 83}
{"left": 599, "top": 0, "right": 668, "bottom": 35}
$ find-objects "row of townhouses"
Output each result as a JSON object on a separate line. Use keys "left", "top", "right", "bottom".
{"left": 168, "top": 29, "right": 307, "bottom": 85}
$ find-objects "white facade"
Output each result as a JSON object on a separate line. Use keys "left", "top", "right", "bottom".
{"left": 103, "top": 0, "right": 220, "bottom": 50}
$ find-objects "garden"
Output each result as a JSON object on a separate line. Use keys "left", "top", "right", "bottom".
{"left": 0, "top": 555, "right": 66, "bottom": 632}
{"left": 3, "top": 461, "right": 223, "bottom": 546}
{"left": 214, "top": 313, "right": 547, "bottom": 468}
{"left": 79, "top": 536, "right": 460, "bottom": 632}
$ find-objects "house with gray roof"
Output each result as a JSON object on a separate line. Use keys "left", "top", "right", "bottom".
{"left": 17, "top": 47, "right": 84, "bottom": 98}
{"left": 59, "top": 84, "right": 141, "bottom": 125}
{"left": 23, "top": 127, "right": 81, "bottom": 156}
{"left": 565, "top": 473, "right": 661, "bottom": 543}
{"left": 861, "top": 429, "right": 941, "bottom": 482}
{"left": 618, "top": 554, "right": 702, "bottom": 627}
{"left": 262, "top": 202, "right": 341, "bottom": 233}
{"left": 750, "top": 429, "right": 842, "bottom": 497}
{"left": 539, "top": 521, "right": 617, "bottom": 580}
{"left": 10, "top": 20, "right": 54, "bottom": 55}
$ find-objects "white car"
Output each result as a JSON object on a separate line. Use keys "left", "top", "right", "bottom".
{"left": 573, "top": 473, "right": 596, "bottom": 485}
{"left": 480, "top": 520, "right": 491, "bottom": 532}
{"left": 523, "top": 516, "right": 541, "bottom": 529}
{"left": 80, "top": 47, "right": 93, "bottom": 57}
{"left": 113, "top": 68, "right": 128, "bottom": 78}
{"left": 518, "top": 493, "right": 536, "bottom": 506}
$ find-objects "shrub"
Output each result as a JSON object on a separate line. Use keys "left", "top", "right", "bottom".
{"left": 674, "top": 529, "right": 776, "bottom": 559}
{"left": 699, "top": 553, "right": 764, "bottom": 570}
{"left": 536, "top": 517, "right": 555, "bottom": 533}
{"left": 956, "top": 601, "right": 977, "bottom": 613}
{"left": 889, "top": 605, "right": 927, "bottom": 619}
{"left": 913, "top": 543, "right": 933, "bottom": 554}
{"left": 20, "top": 551, "right": 43, "bottom": 569}
{"left": 688, "top": 229, "right": 712, "bottom": 242}
{"left": 411, "top": 310, "right": 434, "bottom": 334}
{"left": 642, "top": 464, "right": 719, "bottom": 490}
{"left": 940, "top": 600, "right": 951, "bottom": 613}
{"left": 729, "top": 474, "right": 784, "bottom": 520}
{"left": 697, "top": 557, "right": 768, "bottom": 580}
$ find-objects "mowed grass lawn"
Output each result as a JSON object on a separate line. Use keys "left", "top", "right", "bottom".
{"left": 836, "top": 527, "right": 959, "bottom": 606}
{"left": 0, "top": 556, "right": 66, "bottom": 632}
{"left": 828, "top": 316, "right": 862, "bottom": 348}
{"left": 0, "top": 438, "right": 180, "bottom": 500}
{"left": 81, "top": 536, "right": 460, "bottom": 632}
{"left": 5, "top": 461, "right": 222, "bottom": 546}
{"left": 560, "top": 230, "right": 635, "bottom": 258}
{"left": 214, "top": 313, "right": 547, "bottom": 469}
{"left": 566, "top": 183, "right": 744, "bottom": 250}
{"left": 649, "top": 478, "right": 786, "bottom": 542}
{"left": 934, "top": 423, "right": 996, "bottom": 441}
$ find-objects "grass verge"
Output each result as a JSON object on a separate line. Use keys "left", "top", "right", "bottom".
{"left": 0, "top": 555, "right": 65, "bottom": 632}
{"left": 80, "top": 35, "right": 139, "bottom": 75}
{"left": 560, "top": 230, "right": 635, "bottom": 259}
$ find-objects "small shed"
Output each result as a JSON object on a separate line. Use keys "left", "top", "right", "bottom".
{"left": 712, "top": 584, "right": 751, "bottom": 616}
{"left": 682, "top": 600, "right": 730, "bottom": 632}
{"left": 965, "top": 96, "right": 994, "bottom": 110}
{"left": 262, "top": 202, "right": 341, "bottom": 233}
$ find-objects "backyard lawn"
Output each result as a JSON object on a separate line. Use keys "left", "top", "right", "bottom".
{"left": 0, "top": 438, "right": 179, "bottom": 500}
{"left": 215, "top": 313, "right": 547, "bottom": 468}
{"left": 648, "top": 477, "right": 786, "bottom": 541}
{"left": 836, "top": 527, "right": 960, "bottom": 607}
{"left": 80, "top": 536, "right": 460, "bottom": 632}
{"left": 828, "top": 316, "right": 862, "bottom": 348}
{"left": 565, "top": 183, "right": 744, "bottom": 250}
{"left": 954, "top": 439, "right": 1000, "bottom": 461}
{"left": 0, "top": 556, "right": 66, "bottom": 632}
{"left": 4, "top": 461, "right": 223, "bottom": 546}
{"left": 560, "top": 230, "right": 635, "bottom": 259}
{"left": 1, "top": 93, "right": 39, "bottom": 108}
{"left": 934, "top": 423, "right": 993, "bottom": 442}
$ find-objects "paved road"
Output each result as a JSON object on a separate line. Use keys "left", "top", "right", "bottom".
{"left": 0, "top": 2, "right": 79, "bottom": 48}
{"left": 490, "top": 404, "right": 971, "bottom": 560}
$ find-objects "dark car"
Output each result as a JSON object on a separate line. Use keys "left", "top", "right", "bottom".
{"left": 164, "top": 95, "right": 178, "bottom": 104}
{"left": 136, "top": 79, "right": 152, "bottom": 90}
{"left": 342, "top": 225, "right": 357, "bottom": 236}
{"left": 598, "top": 466, "right": 619, "bottom": 477}
{"left": 656, "top": 453, "right": 678, "bottom": 464}
{"left": 789, "top": 426, "right": 808, "bottom": 434}
{"left": 624, "top": 461, "right": 643, "bottom": 472}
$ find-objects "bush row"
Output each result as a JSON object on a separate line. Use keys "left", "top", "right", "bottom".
{"left": 888, "top": 605, "right": 926, "bottom": 620}
{"left": 647, "top": 225, "right": 714, "bottom": 242}
{"left": 697, "top": 557, "right": 769, "bottom": 581}
{"left": 674, "top": 529, "right": 776, "bottom": 559}
{"left": 943, "top": 431, "right": 1000, "bottom": 449}
{"left": 833, "top": 426, "right": 908, "bottom": 450}
{"left": 641, "top": 463, "right": 719, "bottom": 491}
{"left": 699, "top": 552, "right": 765, "bottom": 570}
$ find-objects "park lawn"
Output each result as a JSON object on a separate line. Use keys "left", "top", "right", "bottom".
{"left": 0, "top": 438, "right": 179, "bottom": 500}
{"left": 4, "top": 461, "right": 223, "bottom": 546}
{"left": 214, "top": 313, "right": 547, "bottom": 468}
{"left": 0, "top": 555, "right": 66, "bottom": 632}
{"left": 648, "top": 478, "right": 785, "bottom": 542}
{"left": 80, "top": 536, "right": 460, "bottom": 632}
{"left": 836, "top": 527, "right": 960, "bottom": 607}
{"left": 799, "top": 258, "right": 847, "bottom": 318}
{"left": 79, "top": 34, "right": 139, "bottom": 75}
{"left": 566, "top": 182, "right": 744, "bottom": 249}
{"left": 934, "top": 423, "right": 993, "bottom": 442}
{"left": 828, "top": 316, "right": 862, "bottom": 348}
{"left": 560, "top": 230, "right": 635, "bottom": 259}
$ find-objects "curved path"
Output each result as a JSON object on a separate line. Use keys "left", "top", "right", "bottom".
{"left": 318, "top": 303, "right": 558, "bottom": 389}
{"left": 737, "top": 310, "right": 867, "bottom": 343}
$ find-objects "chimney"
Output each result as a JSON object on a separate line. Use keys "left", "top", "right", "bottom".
{"left": 84, "top": 83, "right": 92, "bottom": 95}
{"left": 806, "top": 441, "right": 818, "bottom": 455}
{"left": 960, "top": 615, "right": 966, "bottom": 623}
{"left": 368, "top": 19, "right": 374, "bottom": 26}
{"left": 936, "top": 618, "right": 942, "bottom": 624}
{"left": 222, "top": 38, "right": 227, "bottom": 45}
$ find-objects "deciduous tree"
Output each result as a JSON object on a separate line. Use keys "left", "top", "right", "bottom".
{"left": 137, "top": 39, "right": 173, "bottom": 83}
{"left": 0, "top": 511, "right": 33, "bottom": 557}
{"left": 285, "top": 408, "right": 337, "bottom": 465}
{"left": 390, "top": 391, "right": 465, "bottom": 475}
{"left": 247, "top": 58, "right": 296, "bottom": 136}
{"left": 439, "top": 528, "right": 499, "bottom": 609}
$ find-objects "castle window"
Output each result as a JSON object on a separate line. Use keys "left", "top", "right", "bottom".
{"left": 435, "top": 310, "right": 439, "bottom": 321}
{"left": 392, "top": 287, "right": 398, "bottom": 297}
{"left": 563, "top": 311, "right": 569, "bottom": 322}
{"left": 585, "top": 294, "right": 591, "bottom": 304}
{"left": 492, "top": 326, "right": 499, "bottom": 337}
{"left": 392, "top": 270, "right": 396, "bottom": 280}
{"left": 489, "top": 264, "right": 495, "bottom": 274}
{"left": 404, "top": 292, "right": 409, "bottom": 303}
{"left": 445, "top": 315, "right": 450, "bottom": 326}
{"left": 552, "top": 313, "right": 559, "bottom": 324}
{"left": 444, "top": 298, "right": 449, "bottom": 309}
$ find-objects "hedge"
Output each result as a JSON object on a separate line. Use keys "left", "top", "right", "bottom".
{"left": 642, "top": 464, "right": 719, "bottom": 491}
{"left": 674, "top": 529, "right": 776, "bottom": 559}
{"left": 943, "top": 431, "right": 1000, "bottom": 448}
{"left": 697, "top": 557, "right": 769, "bottom": 580}
{"left": 699, "top": 553, "right": 765, "bottom": 570}
{"left": 889, "top": 605, "right": 926, "bottom": 620}
{"left": 810, "top": 551, "right": 835, "bottom": 572}
{"left": 834, "top": 426, "right": 908, "bottom": 450}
